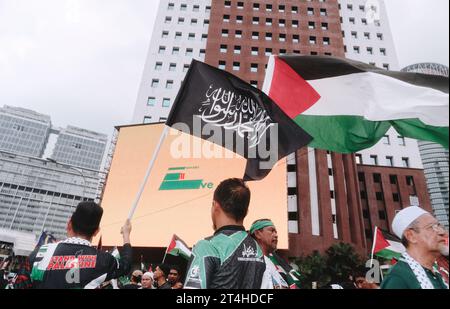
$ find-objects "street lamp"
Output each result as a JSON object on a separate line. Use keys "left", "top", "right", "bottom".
{"left": 46, "top": 158, "right": 87, "bottom": 200}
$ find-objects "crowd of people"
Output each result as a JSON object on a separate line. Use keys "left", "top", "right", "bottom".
{"left": 1, "top": 178, "right": 448, "bottom": 289}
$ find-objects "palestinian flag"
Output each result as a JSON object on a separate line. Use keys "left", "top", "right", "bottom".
{"left": 269, "top": 253, "right": 302, "bottom": 289}
{"left": 166, "top": 234, "right": 192, "bottom": 260}
{"left": 263, "top": 55, "right": 449, "bottom": 153}
{"left": 371, "top": 226, "right": 405, "bottom": 260}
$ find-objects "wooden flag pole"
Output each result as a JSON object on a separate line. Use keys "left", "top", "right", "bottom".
{"left": 127, "top": 125, "right": 170, "bottom": 220}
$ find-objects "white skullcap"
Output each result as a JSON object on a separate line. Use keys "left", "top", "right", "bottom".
{"left": 392, "top": 206, "right": 429, "bottom": 239}
{"left": 142, "top": 272, "right": 154, "bottom": 280}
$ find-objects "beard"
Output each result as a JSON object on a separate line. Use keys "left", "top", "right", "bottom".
{"left": 439, "top": 243, "right": 449, "bottom": 256}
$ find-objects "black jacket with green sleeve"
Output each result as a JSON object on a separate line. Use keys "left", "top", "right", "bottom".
{"left": 184, "top": 225, "right": 265, "bottom": 289}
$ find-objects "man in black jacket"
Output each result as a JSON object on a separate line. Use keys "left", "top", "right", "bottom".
{"left": 29, "top": 201, "right": 133, "bottom": 289}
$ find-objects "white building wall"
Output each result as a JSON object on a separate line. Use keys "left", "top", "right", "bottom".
{"left": 339, "top": 0, "right": 422, "bottom": 169}
{"left": 132, "top": 0, "right": 212, "bottom": 124}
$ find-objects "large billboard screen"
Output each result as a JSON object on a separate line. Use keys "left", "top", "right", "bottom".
{"left": 98, "top": 124, "right": 288, "bottom": 249}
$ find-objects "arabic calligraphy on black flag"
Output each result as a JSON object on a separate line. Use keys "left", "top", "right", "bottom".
{"left": 166, "top": 60, "right": 312, "bottom": 181}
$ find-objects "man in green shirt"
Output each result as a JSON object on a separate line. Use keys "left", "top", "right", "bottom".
{"left": 381, "top": 206, "right": 448, "bottom": 289}
{"left": 184, "top": 178, "right": 266, "bottom": 289}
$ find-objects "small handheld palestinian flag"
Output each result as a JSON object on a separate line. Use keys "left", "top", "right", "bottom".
{"left": 264, "top": 55, "right": 449, "bottom": 153}
{"left": 371, "top": 226, "right": 405, "bottom": 261}
{"left": 165, "top": 234, "right": 192, "bottom": 260}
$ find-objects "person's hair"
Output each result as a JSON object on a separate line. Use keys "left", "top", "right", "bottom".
{"left": 170, "top": 265, "right": 181, "bottom": 274}
{"left": 70, "top": 202, "right": 103, "bottom": 237}
{"left": 401, "top": 218, "right": 420, "bottom": 248}
{"left": 132, "top": 274, "right": 142, "bottom": 283}
{"left": 156, "top": 263, "right": 170, "bottom": 278}
{"left": 213, "top": 178, "right": 250, "bottom": 222}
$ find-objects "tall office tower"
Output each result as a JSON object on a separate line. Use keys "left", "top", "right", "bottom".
{"left": 0, "top": 105, "right": 108, "bottom": 239}
{"left": 51, "top": 126, "right": 108, "bottom": 171}
{"left": 132, "top": 0, "right": 212, "bottom": 124}
{"left": 0, "top": 151, "right": 102, "bottom": 240}
{"left": 339, "top": 0, "right": 423, "bottom": 170}
{"left": 0, "top": 105, "right": 51, "bottom": 158}
{"left": 402, "top": 63, "right": 449, "bottom": 229}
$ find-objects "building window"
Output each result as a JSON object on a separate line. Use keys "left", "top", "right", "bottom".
{"left": 402, "top": 158, "right": 410, "bottom": 168}
{"left": 383, "top": 63, "right": 390, "bottom": 70}
{"left": 158, "top": 46, "right": 166, "bottom": 54}
{"left": 250, "top": 80, "right": 258, "bottom": 88}
{"left": 292, "top": 20, "right": 299, "bottom": 28}
{"left": 349, "top": 17, "right": 355, "bottom": 24}
{"left": 162, "top": 98, "right": 171, "bottom": 108}
{"left": 222, "top": 29, "right": 229, "bottom": 37}
{"left": 265, "top": 48, "right": 273, "bottom": 56}
{"left": 292, "top": 6, "right": 298, "bottom": 14}
{"left": 183, "top": 64, "right": 190, "bottom": 72}
{"left": 252, "top": 32, "right": 259, "bottom": 40}
{"left": 218, "top": 61, "right": 226, "bottom": 70}
{"left": 236, "top": 16, "right": 243, "bottom": 24}
{"left": 389, "top": 175, "right": 398, "bottom": 184}
{"left": 380, "top": 48, "right": 387, "bottom": 56}
{"left": 168, "top": 3, "right": 174, "bottom": 10}
{"left": 377, "top": 33, "right": 383, "bottom": 40}
{"left": 172, "top": 47, "right": 179, "bottom": 55}
{"left": 251, "top": 63, "right": 258, "bottom": 73}
{"left": 382, "top": 135, "right": 390, "bottom": 145}
{"left": 320, "top": 8, "right": 327, "bottom": 16}
{"left": 376, "top": 192, "right": 384, "bottom": 201}
{"left": 307, "top": 8, "right": 314, "bottom": 16}
{"left": 364, "top": 32, "right": 370, "bottom": 39}
{"left": 398, "top": 136, "right": 406, "bottom": 146}
{"left": 251, "top": 47, "right": 259, "bottom": 56}
{"left": 185, "top": 48, "right": 193, "bottom": 56}
{"left": 351, "top": 31, "right": 358, "bottom": 39}
{"left": 308, "top": 22, "right": 315, "bottom": 29}
{"left": 143, "top": 116, "right": 152, "bottom": 124}
{"left": 188, "top": 33, "right": 195, "bottom": 40}
{"left": 178, "top": 17, "right": 185, "bottom": 25}
{"left": 253, "top": 17, "right": 259, "bottom": 25}
{"left": 356, "top": 154, "right": 363, "bottom": 164}
{"left": 353, "top": 46, "right": 360, "bottom": 54}
{"left": 151, "top": 79, "right": 159, "bottom": 88}
{"left": 321, "top": 23, "right": 328, "bottom": 30}
{"left": 266, "top": 33, "right": 272, "bottom": 41}
{"left": 235, "top": 30, "right": 242, "bottom": 38}
{"left": 169, "top": 63, "right": 176, "bottom": 72}
{"left": 234, "top": 46, "right": 241, "bottom": 54}
{"left": 393, "top": 193, "right": 400, "bottom": 202}
{"left": 373, "top": 173, "right": 382, "bottom": 183}
{"left": 147, "top": 97, "right": 156, "bottom": 106}
{"left": 323, "top": 37, "right": 330, "bottom": 45}
{"left": 155, "top": 62, "right": 163, "bottom": 70}
{"left": 162, "top": 31, "right": 169, "bottom": 38}
{"left": 175, "top": 32, "right": 182, "bottom": 40}
{"left": 220, "top": 45, "right": 227, "bottom": 53}
{"left": 386, "top": 156, "right": 394, "bottom": 167}
{"left": 233, "top": 62, "right": 240, "bottom": 71}
{"left": 165, "top": 17, "right": 172, "bottom": 24}
{"left": 378, "top": 211, "right": 386, "bottom": 220}
{"left": 166, "top": 80, "right": 174, "bottom": 89}
{"left": 309, "top": 36, "right": 317, "bottom": 44}
{"left": 370, "top": 155, "right": 378, "bottom": 165}
{"left": 406, "top": 176, "right": 414, "bottom": 186}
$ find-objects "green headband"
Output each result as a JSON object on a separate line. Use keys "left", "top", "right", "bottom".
{"left": 250, "top": 220, "right": 275, "bottom": 234}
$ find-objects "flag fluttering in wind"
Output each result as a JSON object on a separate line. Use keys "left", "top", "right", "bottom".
{"left": 371, "top": 226, "right": 405, "bottom": 260}
{"left": 166, "top": 60, "right": 312, "bottom": 181}
{"left": 35, "top": 231, "right": 57, "bottom": 249}
{"left": 166, "top": 235, "right": 192, "bottom": 260}
{"left": 263, "top": 55, "right": 449, "bottom": 153}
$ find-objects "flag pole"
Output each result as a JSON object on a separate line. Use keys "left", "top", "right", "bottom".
{"left": 370, "top": 226, "right": 378, "bottom": 268}
{"left": 127, "top": 125, "right": 170, "bottom": 220}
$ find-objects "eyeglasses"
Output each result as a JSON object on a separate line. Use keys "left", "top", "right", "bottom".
{"left": 414, "top": 222, "right": 445, "bottom": 233}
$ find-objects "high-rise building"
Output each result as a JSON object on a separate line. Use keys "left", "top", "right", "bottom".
{"left": 0, "top": 106, "right": 108, "bottom": 239}
{"left": 402, "top": 63, "right": 449, "bottom": 229}
{"left": 132, "top": 0, "right": 212, "bottom": 124}
{"left": 0, "top": 105, "right": 51, "bottom": 158}
{"left": 130, "top": 0, "right": 434, "bottom": 257}
{"left": 51, "top": 126, "right": 108, "bottom": 171}
{"left": 0, "top": 150, "right": 102, "bottom": 240}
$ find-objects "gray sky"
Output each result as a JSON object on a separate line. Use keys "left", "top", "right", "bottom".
{"left": 0, "top": 0, "right": 448, "bottom": 139}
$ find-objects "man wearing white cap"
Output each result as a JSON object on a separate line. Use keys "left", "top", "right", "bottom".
{"left": 381, "top": 206, "right": 448, "bottom": 289}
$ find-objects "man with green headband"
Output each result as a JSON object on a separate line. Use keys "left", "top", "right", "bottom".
{"left": 250, "top": 219, "right": 302, "bottom": 289}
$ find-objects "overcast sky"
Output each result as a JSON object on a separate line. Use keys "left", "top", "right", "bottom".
{"left": 0, "top": 0, "right": 448, "bottom": 140}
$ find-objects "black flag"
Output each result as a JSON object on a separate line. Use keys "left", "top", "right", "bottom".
{"left": 166, "top": 60, "right": 312, "bottom": 181}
